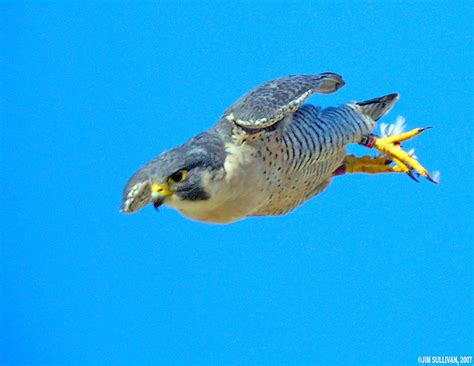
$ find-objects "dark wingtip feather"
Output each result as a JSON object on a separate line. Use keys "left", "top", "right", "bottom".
{"left": 357, "top": 93, "right": 399, "bottom": 121}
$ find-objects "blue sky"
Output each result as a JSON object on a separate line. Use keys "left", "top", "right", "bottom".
{"left": 2, "top": 2, "right": 473, "bottom": 365}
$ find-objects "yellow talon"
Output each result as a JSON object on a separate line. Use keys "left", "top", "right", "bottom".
{"left": 384, "top": 127, "right": 430, "bottom": 144}
{"left": 344, "top": 155, "right": 396, "bottom": 174}
{"left": 347, "top": 126, "right": 437, "bottom": 183}
{"left": 341, "top": 151, "right": 430, "bottom": 183}
{"left": 371, "top": 127, "right": 434, "bottom": 181}
{"left": 390, "top": 155, "right": 411, "bottom": 173}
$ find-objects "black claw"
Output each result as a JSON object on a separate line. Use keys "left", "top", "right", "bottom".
{"left": 406, "top": 171, "right": 420, "bottom": 182}
{"left": 425, "top": 175, "right": 439, "bottom": 184}
{"left": 153, "top": 197, "right": 164, "bottom": 211}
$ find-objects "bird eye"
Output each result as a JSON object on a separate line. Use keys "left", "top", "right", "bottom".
{"left": 168, "top": 169, "right": 187, "bottom": 185}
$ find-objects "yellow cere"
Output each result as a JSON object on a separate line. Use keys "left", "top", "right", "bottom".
{"left": 151, "top": 183, "right": 173, "bottom": 196}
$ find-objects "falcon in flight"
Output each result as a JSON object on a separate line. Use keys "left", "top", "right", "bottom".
{"left": 121, "top": 73, "right": 436, "bottom": 223}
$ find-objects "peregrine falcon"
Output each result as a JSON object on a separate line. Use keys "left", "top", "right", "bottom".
{"left": 121, "top": 73, "right": 436, "bottom": 223}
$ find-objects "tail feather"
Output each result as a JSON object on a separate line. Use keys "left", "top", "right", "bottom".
{"left": 357, "top": 93, "right": 399, "bottom": 121}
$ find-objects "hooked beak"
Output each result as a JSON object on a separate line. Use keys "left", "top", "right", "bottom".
{"left": 151, "top": 182, "right": 173, "bottom": 211}
{"left": 153, "top": 196, "right": 165, "bottom": 211}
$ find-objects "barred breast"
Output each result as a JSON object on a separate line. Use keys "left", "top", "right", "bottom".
{"left": 250, "top": 103, "right": 375, "bottom": 216}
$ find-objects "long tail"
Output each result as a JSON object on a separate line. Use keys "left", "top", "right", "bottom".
{"left": 357, "top": 93, "right": 399, "bottom": 121}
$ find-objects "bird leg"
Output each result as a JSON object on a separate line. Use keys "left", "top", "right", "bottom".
{"left": 334, "top": 155, "right": 402, "bottom": 177}
{"left": 357, "top": 128, "right": 437, "bottom": 183}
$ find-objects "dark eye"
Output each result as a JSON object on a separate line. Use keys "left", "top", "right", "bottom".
{"left": 168, "top": 169, "right": 187, "bottom": 185}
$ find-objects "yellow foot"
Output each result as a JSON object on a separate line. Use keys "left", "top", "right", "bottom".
{"left": 361, "top": 127, "right": 437, "bottom": 183}
{"left": 343, "top": 155, "right": 404, "bottom": 174}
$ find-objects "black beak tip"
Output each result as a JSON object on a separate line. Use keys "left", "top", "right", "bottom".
{"left": 152, "top": 197, "right": 164, "bottom": 212}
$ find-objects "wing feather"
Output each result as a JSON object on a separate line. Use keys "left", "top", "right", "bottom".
{"left": 223, "top": 73, "right": 345, "bottom": 130}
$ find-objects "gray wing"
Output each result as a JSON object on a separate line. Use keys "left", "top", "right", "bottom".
{"left": 223, "top": 73, "right": 345, "bottom": 130}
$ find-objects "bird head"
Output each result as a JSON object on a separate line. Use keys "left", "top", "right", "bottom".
{"left": 120, "top": 132, "right": 226, "bottom": 214}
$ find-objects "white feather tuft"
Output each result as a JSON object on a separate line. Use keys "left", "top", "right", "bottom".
{"left": 431, "top": 171, "right": 441, "bottom": 184}
{"left": 380, "top": 116, "right": 406, "bottom": 137}
{"left": 407, "top": 148, "right": 417, "bottom": 160}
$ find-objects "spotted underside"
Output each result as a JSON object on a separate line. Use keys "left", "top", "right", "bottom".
{"left": 224, "top": 103, "right": 375, "bottom": 217}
